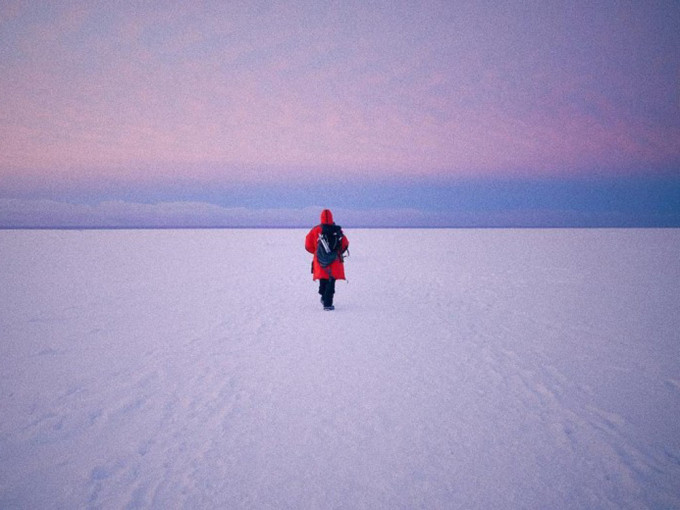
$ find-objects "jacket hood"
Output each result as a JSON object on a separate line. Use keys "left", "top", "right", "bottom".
{"left": 320, "top": 209, "right": 334, "bottom": 225}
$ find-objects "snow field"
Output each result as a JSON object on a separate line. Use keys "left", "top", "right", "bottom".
{"left": 1, "top": 228, "right": 679, "bottom": 508}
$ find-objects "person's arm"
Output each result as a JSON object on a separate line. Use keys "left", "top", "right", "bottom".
{"left": 305, "top": 227, "right": 318, "bottom": 254}
{"left": 340, "top": 235, "right": 349, "bottom": 253}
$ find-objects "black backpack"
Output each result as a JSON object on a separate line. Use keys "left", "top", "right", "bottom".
{"left": 316, "top": 224, "right": 344, "bottom": 267}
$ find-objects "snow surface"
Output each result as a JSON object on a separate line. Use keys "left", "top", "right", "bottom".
{"left": 1, "top": 228, "right": 679, "bottom": 509}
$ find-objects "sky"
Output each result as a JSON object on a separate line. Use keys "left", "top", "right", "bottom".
{"left": 1, "top": 0, "right": 679, "bottom": 227}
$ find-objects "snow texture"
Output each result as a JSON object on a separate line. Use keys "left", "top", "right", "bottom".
{"left": 1, "top": 228, "right": 679, "bottom": 509}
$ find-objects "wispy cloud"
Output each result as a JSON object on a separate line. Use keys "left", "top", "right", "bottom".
{"left": 3, "top": 194, "right": 679, "bottom": 229}
{"left": 0, "top": 198, "right": 313, "bottom": 228}
{"left": 1, "top": 198, "right": 442, "bottom": 228}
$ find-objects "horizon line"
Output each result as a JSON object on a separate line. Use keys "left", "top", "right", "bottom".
{"left": 2, "top": 225, "right": 679, "bottom": 231}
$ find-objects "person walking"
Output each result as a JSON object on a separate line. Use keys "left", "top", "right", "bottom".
{"left": 305, "top": 209, "right": 349, "bottom": 310}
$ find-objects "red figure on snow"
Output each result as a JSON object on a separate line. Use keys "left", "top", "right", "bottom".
{"left": 305, "top": 209, "right": 349, "bottom": 310}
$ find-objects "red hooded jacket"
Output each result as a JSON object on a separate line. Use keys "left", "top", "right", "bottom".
{"left": 305, "top": 209, "right": 349, "bottom": 280}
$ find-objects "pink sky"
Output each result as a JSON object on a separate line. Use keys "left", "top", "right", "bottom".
{"left": 0, "top": 2, "right": 679, "bottom": 228}
{"left": 1, "top": 1, "right": 678, "bottom": 185}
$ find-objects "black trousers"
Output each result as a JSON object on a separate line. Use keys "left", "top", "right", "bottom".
{"left": 318, "top": 278, "right": 335, "bottom": 307}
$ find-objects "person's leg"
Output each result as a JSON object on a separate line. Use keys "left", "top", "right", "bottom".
{"left": 323, "top": 277, "right": 335, "bottom": 308}
{"left": 318, "top": 279, "right": 328, "bottom": 304}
